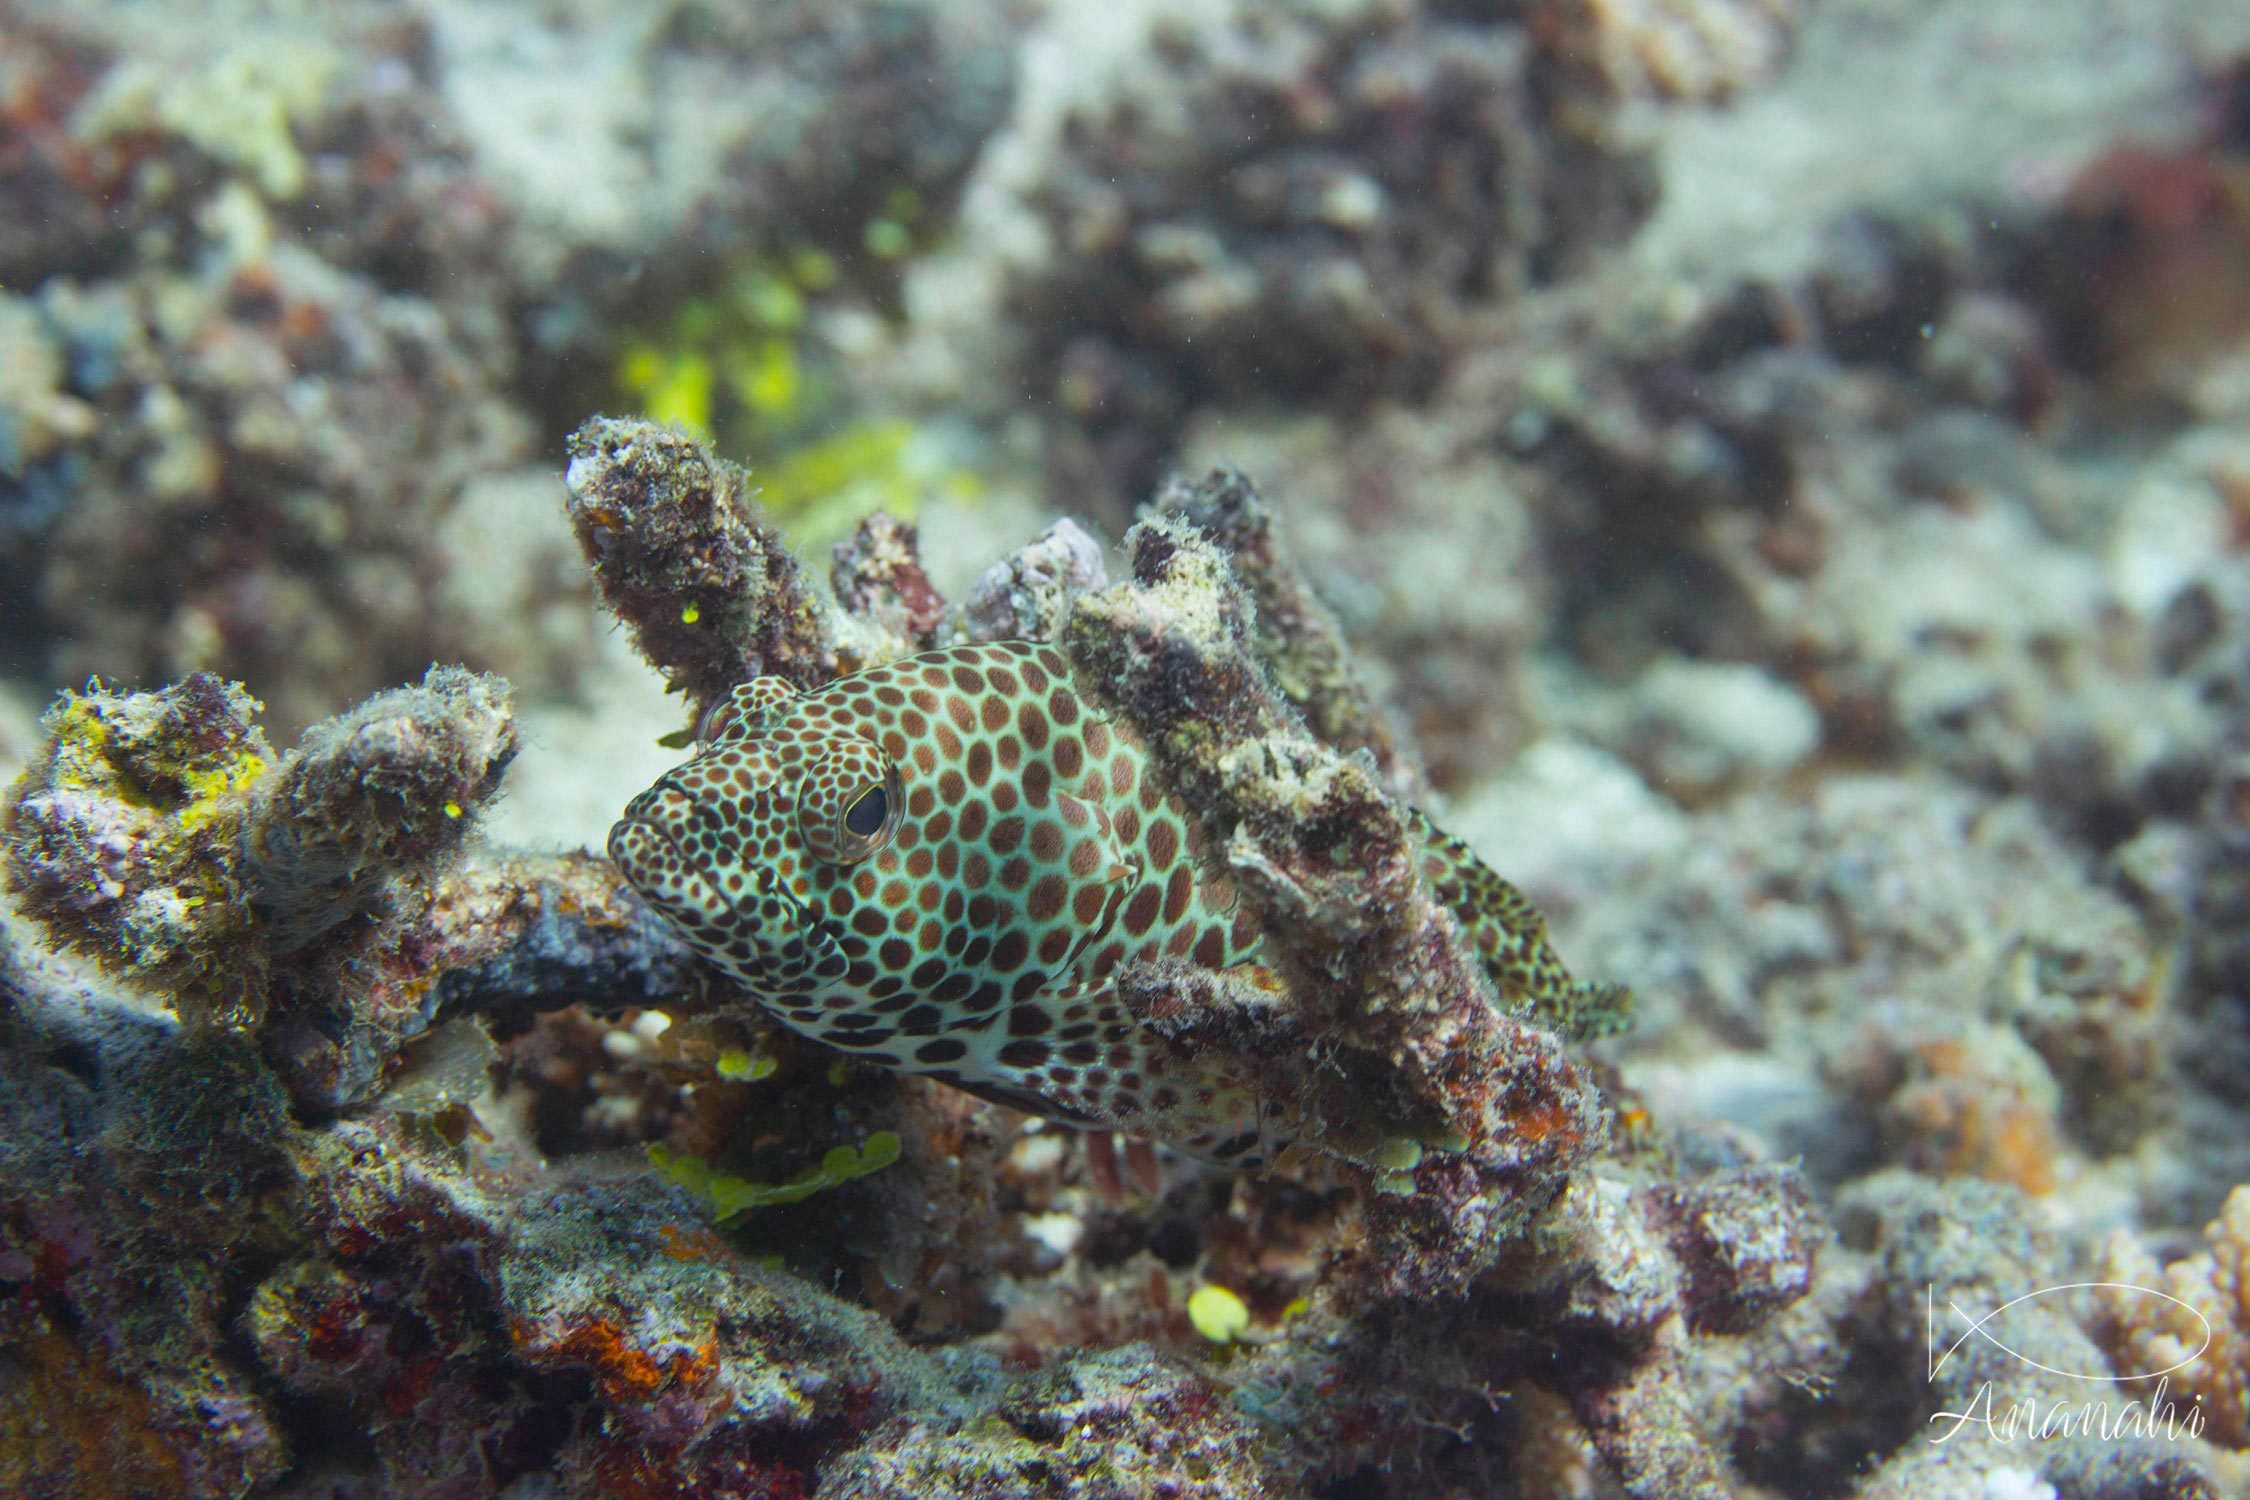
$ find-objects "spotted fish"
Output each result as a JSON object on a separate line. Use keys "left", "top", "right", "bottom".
{"left": 609, "top": 642, "right": 1625, "bottom": 1165}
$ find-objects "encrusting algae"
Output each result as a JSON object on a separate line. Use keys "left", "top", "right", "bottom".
{"left": 4, "top": 666, "right": 518, "bottom": 1046}
{"left": 5, "top": 674, "right": 276, "bottom": 1021}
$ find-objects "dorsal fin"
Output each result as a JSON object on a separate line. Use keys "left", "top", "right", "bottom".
{"left": 1407, "top": 806, "right": 1633, "bottom": 1044}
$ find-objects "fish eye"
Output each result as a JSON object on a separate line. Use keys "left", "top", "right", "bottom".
{"left": 842, "top": 783, "right": 889, "bottom": 839}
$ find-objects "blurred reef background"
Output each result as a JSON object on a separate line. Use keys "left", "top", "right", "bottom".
{"left": 7, "top": 0, "right": 2250, "bottom": 1496}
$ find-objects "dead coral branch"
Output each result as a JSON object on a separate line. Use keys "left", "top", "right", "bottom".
{"left": 1065, "top": 489, "right": 1605, "bottom": 1294}
{"left": 242, "top": 665, "right": 518, "bottom": 954}
{"left": 562, "top": 417, "right": 839, "bottom": 724}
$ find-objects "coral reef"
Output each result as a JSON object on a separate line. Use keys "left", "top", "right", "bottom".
{"left": 1003, "top": 0, "right": 1674, "bottom": 509}
{"left": 1, "top": 665, "right": 533, "bottom": 1099}
{"left": 3, "top": 673, "right": 274, "bottom": 1016}
{"left": 1, "top": 955, "right": 1278, "bottom": 1500}
{"left": 1176, "top": 411, "right": 1549, "bottom": 793}
{"left": 242, "top": 667, "right": 517, "bottom": 953}
{"left": 563, "top": 416, "right": 843, "bottom": 725}
{"left": 21, "top": 348, "right": 2250, "bottom": 1493}
{"left": 957, "top": 517, "right": 1110, "bottom": 646}
{"left": 0, "top": 0, "right": 1020, "bottom": 728}
{"left": 1063, "top": 505, "right": 1608, "bottom": 1285}
{"left": 0, "top": 944, "right": 300, "bottom": 1498}
{"left": 1155, "top": 467, "right": 1428, "bottom": 801}
{"left": 7, "top": 0, "right": 2250, "bottom": 1495}
{"left": 582, "top": 424, "right": 1619, "bottom": 1278}
{"left": 2098, "top": 1185, "right": 2250, "bottom": 1448}
{"left": 565, "top": 415, "right": 1841, "bottom": 1490}
{"left": 0, "top": 406, "right": 1826, "bottom": 1497}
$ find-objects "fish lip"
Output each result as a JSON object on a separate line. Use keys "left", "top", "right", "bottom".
{"left": 606, "top": 801, "right": 688, "bottom": 888}
{"left": 608, "top": 808, "right": 743, "bottom": 943}
{"left": 609, "top": 797, "right": 779, "bottom": 928}
{"left": 608, "top": 783, "right": 831, "bottom": 972}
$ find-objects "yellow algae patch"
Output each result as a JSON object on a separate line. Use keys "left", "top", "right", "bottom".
{"left": 177, "top": 749, "right": 270, "bottom": 833}
{"left": 714, "top": 1050, "right": 776, "bottom": 1083}
{"left": 1187, "top": 1284, "right": 1252, "bottom": 1343}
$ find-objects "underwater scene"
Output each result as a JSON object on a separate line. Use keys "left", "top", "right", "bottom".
{"left": 6, "top": 0, "right": 2250, "bottom": 1496}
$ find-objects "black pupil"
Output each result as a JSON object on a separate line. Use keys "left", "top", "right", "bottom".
{"left": 844, "top": 785, "right": 888, "bottom": 838}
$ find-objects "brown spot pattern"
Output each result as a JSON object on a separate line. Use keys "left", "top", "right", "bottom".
{"left": 607, "top": 642, "right": 1275, "bottom": 1167}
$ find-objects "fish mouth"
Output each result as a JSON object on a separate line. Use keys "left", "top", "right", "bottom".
{"left": 609, "top": 789, "right": 835, "bottom": 987}
{"left": 606, "top": 812, "right": 673, "bottom": 883}
{"left": 606, "top": 785, "right": 731, "bottom": 928}
{"left": 607, "top": 784, "right": 689, "bottom": 879}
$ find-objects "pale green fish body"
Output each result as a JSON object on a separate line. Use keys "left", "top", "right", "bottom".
{"left": 609, "top": 642, "right": 1625, "bottom": 1165}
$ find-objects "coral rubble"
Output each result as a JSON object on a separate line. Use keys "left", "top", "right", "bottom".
{"left": 4, "top": 667, "right": 517, "bottom": 1054}
{"left": 1002, "top": 0, "right": 1686, "bottom": 510}
{"left": 0, "top": 0, "right": 1021, "bottom": 729}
